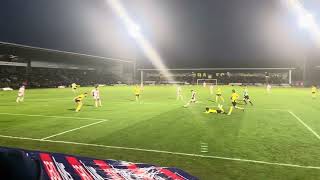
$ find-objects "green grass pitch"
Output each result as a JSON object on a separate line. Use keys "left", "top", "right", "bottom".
{"left": 0, "top": 85, "right": 320, "bottom": 179}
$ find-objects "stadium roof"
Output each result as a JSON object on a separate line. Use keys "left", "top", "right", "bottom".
{"left": 0, "top": 41, "right": 134, "bottom": 64}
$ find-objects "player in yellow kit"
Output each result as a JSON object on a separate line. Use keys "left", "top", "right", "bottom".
{"left": 74, "top": 92, "right": 88, "bottom": 112}
{"left": 312, "top": 85, "right": 317, "bottom": 99}
{"left": 228, "top": 89, "right": 244, "bottom": 115}
{"left": 215, "top": 87, "right": 224, "bottom": 104}
{"left": 134, "top": 85, "right": 141, "bottom": 102}
{"left": 204, "top": 104, "right": 226, "bottom": 114}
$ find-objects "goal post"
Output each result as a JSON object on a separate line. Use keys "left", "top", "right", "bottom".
{"left": 197, "top": 79, "right": 217, "bottom": 86}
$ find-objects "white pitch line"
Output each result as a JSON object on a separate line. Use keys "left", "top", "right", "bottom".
{"left": 41, "top": 120, "right": 109, "bottom": 140}
{"left": 0, "top": 134, "right": 319, "bottom": 170}
{"left": 246, "top": 108, "right": 289, "bottom": 111}
{"left": 0, "top": 112, "right": 109, "bottom": 121}
{"left": 288, "top": 111, "right": 320, "bottom": 141}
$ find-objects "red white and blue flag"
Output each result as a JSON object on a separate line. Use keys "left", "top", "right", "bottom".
{"left": 0, "top": 147, "right": 198, "bottom": 180}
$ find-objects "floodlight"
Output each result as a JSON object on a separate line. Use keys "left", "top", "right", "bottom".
{"left": 106, "top": 0, "right": 175, "bottom": 83}
{"left": 284, "top": 0, "right": 320, "bottom": 46}
{"left": 298, "top": 13, "right": 314, "bottom": 29}
{"left": 127, "top": 23, "right": 141, "bottom": 38}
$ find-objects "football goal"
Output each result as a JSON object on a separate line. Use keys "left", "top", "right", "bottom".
{"left": 197, "top": 79, "right": 217, "bottom": 86}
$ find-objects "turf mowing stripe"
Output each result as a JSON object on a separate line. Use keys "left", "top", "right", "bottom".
{"left": 0, "top": 134, "right": 319, "bottom": 170}
{"left": 208, "top": 106, "right": 288, "bottom": 112}
{"left": 288, "top": 111, "right": 320, "bottom": 141}
{"left": 0, "top": 112, "right": 109, "bottom": 121}
{"left": 41, "top": 119, "right": 109, "bottom": 140}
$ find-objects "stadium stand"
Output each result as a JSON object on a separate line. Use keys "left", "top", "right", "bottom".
{"left": 139, "top": 69, "right": 292, "bottom": 85}
{"left": 0, "top": 65, "right": 121, "bottom": 88}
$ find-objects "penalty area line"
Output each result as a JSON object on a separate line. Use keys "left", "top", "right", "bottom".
{"left": 288, "top": 111, "right": 320, "bottom": 141}
{"left": 0, "top": 112, "right": 109, "bottom": 121}
{"left": 41, "top": 119, "right": 109, "bottom": 140}
{"left": 245, "top": 108, "right": 289, "bottom": 112}
{"left": 0, "top": 134, "right": 319, "bottom": 170}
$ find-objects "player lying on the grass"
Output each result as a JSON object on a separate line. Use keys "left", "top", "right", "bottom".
{"left": 215, "top": 87, "right": 224, "bottom": 104}
{"left": 176, "top": 85, "right": 183, "bottom": 100}
{"left": 243, "top": 86, "right": 253, "bottom": 105}
{"left": 228, "top": 89, "right": 244, "bottom": 115}
{"left": 16, "top": 85, "right": 25, "bottom": 103}
{"left": 312, "top": 85, "right": 317, "bottom": 99}
{"left": 184, "top": 90, "right": 196, "bottom": 107}
{"left": 91, "top": 85, "right": 102, "bottom": 107}
{"left": 134, "top": 85, "right": 141, "bottom": 102}
{"left": 71, "top": 83, "right": 77, "bottom": 93}
{"left": 74, "top": 92, "right": 88, "bottom": 112}
{"left": 204, "top": 105, "right": 227, "bottom": 114}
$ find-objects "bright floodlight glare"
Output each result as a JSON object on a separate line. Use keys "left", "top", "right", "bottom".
{"left": 106, "top": 0, "right": 175, "bottom": 82}
{"left": 285, "top": 0, "right": 320, "bottom": 46}
{"left": 298, "top": 13, "right": 314, "bottom": 28}
{"left": 128, "top": 23, "right": 140, "bottom": 38}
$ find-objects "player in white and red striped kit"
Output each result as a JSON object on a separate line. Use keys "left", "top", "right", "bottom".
{"left": 16, "top": 85, "right": 25, "bottom": 103}
{"left": 91, "top": 85, "right": 102, "bottom": 107}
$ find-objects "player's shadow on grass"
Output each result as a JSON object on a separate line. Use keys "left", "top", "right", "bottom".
{"left": 84, "top": 104, "right": 94, "bottom": 107}
{"left": 67, "top": 108, "right": 76, "bottom": 111}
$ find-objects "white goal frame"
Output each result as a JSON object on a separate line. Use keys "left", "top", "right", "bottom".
{"left": 197, "top": 79, "right": 217, "bottom": 86}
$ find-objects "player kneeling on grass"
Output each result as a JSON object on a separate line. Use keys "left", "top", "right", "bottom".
{"left": 91, "top": 85, "right": 102, "bottom": 107}
{"left": 228, "top": 89, "right": 244, "bottom": 115}
{"left": 74, "top": 92, "right": 88, "bottom": 112}
{"left": 184, "top": 90, "right": 196, "bottom": 107}
{"left": 16, "top": 85, "right": 25, "bottom": 103}
{"left": 243, "top": 86, "right": 253, "bottom": 105}
{"left": 312, "top": 85, "right": 317, "bottom": 99}
{"left": 205, "top": 105, "right": 226, "bottom": 114}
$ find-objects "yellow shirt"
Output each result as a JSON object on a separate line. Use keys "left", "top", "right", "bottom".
{"left": 231, "top": 93, "right": 239, "bottom": 102}
{"left": 205, "top": 109, "right": 217, "bottom": 114}
{"left": 312, "top": 87, "right": 317, "bottom": 93}
{"left": 216, "top": 88, "right": 222, "bottom": 95}
{"left": 75, "top": 94, "right": 86, "bottom": 101}
{"left": 134, "top": 87, "right": 141, "bottom": 95}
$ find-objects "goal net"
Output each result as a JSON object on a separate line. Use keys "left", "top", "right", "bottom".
{"left": 197, "top": 79, "right": 217, "bottom": 86}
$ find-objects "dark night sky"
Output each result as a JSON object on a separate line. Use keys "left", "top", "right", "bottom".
{"left": 0, "top": 0, "right": 319, "bottom": 68}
